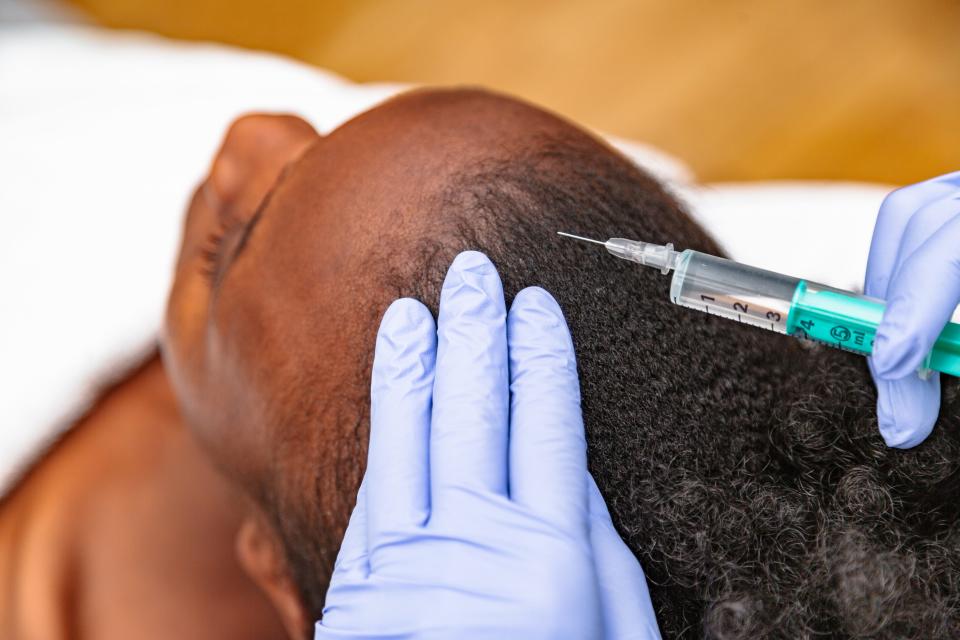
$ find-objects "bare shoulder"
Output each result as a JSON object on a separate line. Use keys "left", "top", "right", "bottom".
{"left": 0, "top": 353, "right": 286, "bottom": 640}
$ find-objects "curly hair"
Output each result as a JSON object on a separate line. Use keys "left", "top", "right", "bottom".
{"left": 280, "top": 128, "right": 960, "bottom": 638}
{"left": 420, "top": 138, "right": 960, "bottom": 638}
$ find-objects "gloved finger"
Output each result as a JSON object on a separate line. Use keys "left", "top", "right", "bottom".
{"left": 871, "top": 366, "right": 941, "bottom": 448}
{"left": 865, "top": 171, "right": 960, "bottom": 299}
{"left": 430, "top": 251, "right": 509, "bottom": 511}
{"left": 888, "top": 192, "right": 960, "bottom": 279}
{"left": 872, "top": 209, "right": 960, "bottom": 380}
{"left": 366, "top": 298, "right": 436, "bottom": 551}
{"left": 507, "top": 286, "right": 588, "bottom": 531}
{"left": 330, "top": 479, "right": 369, "bottom": 580}
{"left": 588, "top": 475, "right": 662, "bottom": 640}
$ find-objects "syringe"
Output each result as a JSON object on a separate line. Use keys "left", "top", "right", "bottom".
{"left": 557, "top": 232, "right": 960, "bottom": 378}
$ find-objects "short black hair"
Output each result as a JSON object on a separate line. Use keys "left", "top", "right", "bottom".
{"left": 287, "top": 133, "right": 960, "bottom": 638}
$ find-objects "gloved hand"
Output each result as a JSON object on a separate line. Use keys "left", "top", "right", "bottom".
{"left": 865, "top": 170, "right": 960, "bottom": 448}
{"left": 315, "top": 251, "right": 661, "bottom": 639}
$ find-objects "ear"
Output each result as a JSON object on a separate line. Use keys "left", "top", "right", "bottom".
{"left": 206, "top": 113, "right": 319, "bottom": 224}
{"left": 236, "top": 515, "right": 311, "bottom": 640}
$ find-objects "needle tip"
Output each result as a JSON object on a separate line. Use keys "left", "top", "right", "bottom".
{"left": 557, "top": 231, "right": 607, "bottom": 246}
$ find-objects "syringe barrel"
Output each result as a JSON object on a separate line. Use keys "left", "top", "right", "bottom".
{"left": 786, "top": 280, "right": 960, "bottom": 376}
{"left": 669, "top": 250, "right": 801, "bottom": 334}
{"left": 668, "top": 250, "right": 960, "bottom": 378}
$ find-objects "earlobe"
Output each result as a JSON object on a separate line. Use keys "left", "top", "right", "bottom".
{"left": 236, "top": 515, "right": 311, "bottom": 640}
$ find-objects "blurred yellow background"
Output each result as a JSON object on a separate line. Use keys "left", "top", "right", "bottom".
{"left": 69, "top": 0, "right": 960, "bottom": 184}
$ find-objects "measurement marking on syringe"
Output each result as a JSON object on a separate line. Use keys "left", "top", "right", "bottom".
{"left": 557, "top": 233, "right": 959, "bottom": 378}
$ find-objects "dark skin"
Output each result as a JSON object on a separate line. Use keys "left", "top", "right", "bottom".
{"left": 0, "top": 356, "right": 286, "bottom": 639}
{"left": 0, "top": 88, "right": 655, "bottom": 638}
{"left": 165, "top": 87, "right": 626, "bottom": 632}
{"left": 0, "top": 111, "right": 313, "bottom": 639}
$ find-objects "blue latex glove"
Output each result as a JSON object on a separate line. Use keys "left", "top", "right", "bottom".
{"left": 865, "top": 170, "right": 960, "bottom": 448}
{"left": 315, "top": 251, "right": 661, "bottom": 639}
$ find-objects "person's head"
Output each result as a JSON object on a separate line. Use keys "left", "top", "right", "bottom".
{"left": 163, "top": 88, "right": 960, "bottom": 639}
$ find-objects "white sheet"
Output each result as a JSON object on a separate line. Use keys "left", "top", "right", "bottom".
{"left": 0, "top": 25, "right": 893, "bottom": 497}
